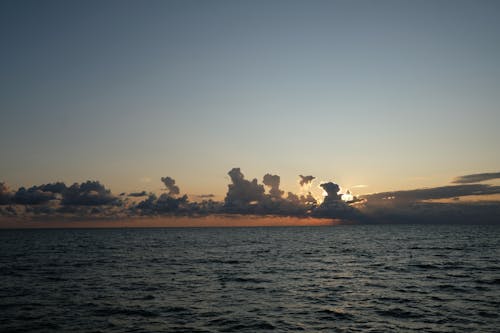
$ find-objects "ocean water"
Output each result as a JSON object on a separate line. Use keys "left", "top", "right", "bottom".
{"left": 0, "top": 224, "right": 499, "bottom": 332}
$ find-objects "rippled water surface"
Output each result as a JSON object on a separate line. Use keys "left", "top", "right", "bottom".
{"left": 1, "top": 224, "right": 499, "bottom": 332}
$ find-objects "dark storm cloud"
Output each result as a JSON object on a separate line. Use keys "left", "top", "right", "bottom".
{"left": 224, "top": 168, "right": 265, "bottom": 208}
{"left": 299, "top": 175, "right": 315, "bottom": 186}
{"left": 161, "top": 177, "right": 180, "bottom": 196}
{"left": 128, "top": 191, "right": 147, "bottom": 197}
{"left": 0, "top": 182, "right": 13, "bottom": 205}
{"left": 452, "top": 172, "right": 500, "bottom": 184}
{"left": 362, "top": 184, "right": 500, "bottom": 204}
{"left": 61, "top": 181, "right": 120, "bottom": 206}
{"left": 262, "top": 174, "right": 284, "bottom": 198}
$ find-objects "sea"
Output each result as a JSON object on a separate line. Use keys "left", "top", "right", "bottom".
{"left": 1, "top": 224, "right": 499, "bottom": 332}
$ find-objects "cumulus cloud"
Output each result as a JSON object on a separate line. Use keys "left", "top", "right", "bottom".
{"left": 131, "top": 177, "right": 191, "bottom": 215}
{"left": 299, "top": 175, "right": 315, "bottom": 186}
{"left": 61, "top": 181, "right": 120, "bottom": 206}
{"left": 313, "top": 181, "right": 356, "bottom": 219}
{"left": 320, "top": 182, "right": 342, "bottom": 202}
{"left": 161, "top": 177, "right": 180, "bottom": 196}
{"left": 35, "top": 182, "right": 67, "bottom": 194}
{"left": 3, "top": 168, "right": 499, "bottom": 224}
{"left": 263, "top": 174, "right": 284, "bottom": 198}
{"left": 452, "top": 172, "right": 500, "bottom": 184}
{"left": 13, "top": 187, "right": 56, "bottom": 205}
{"left": 135, "top": 193, "right": 189, "bottom": 214}
{"left": 225, "top": 168, "right": 265, "bottom": 209}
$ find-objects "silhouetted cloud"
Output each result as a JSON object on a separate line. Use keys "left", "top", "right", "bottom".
{"left": 356, "top": 182, "right": 500, "bottom": 224}
{"left": 128, "top": 191, "right": 147, "bottom": 197}
{"left": 452, "top": 172, "right": 500, "bottom": 184}
{"left": 299, "top": 175, "right": 315, "bottom": 186}
{"left": 131, "top": 177, "right": 192, "bottom": 215}
{"left": 314, "top": 182, "right": 357, "bottom": 219}
{"left": 198, "top": 194, "right": 215, "bottom": 198}
{"left": 263, "top": 174, "right": 284, "bottom": 198}
{"left": 225, "top": 168, "right": 265, "bottom": 209}
{"left": 161, "top": 177, "right": 180, "bottom": 196}
{"left": 35, "top": 182, "right": 67, "bottom": 194}
{"left": 61, "top": 181, "right": 120, "bottom": 206}
{"left": 13, "top": 187, "right": 56, "bottom": 205}
{"left": 135, "top": 193, "right": 189, "bottom": 214}
{"left": 320, "top": 182, "right": 342, "bottom": 201}
{"left": 2, "top": 169, "right": 500, "bottom": 224}
{"left": 362, "top": 184, "right": 500, "bottom": 204}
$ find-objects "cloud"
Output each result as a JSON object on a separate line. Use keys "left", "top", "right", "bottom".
{"left": 3, "top": 169, "right": 499, "bottom": 224}
{"left": 135, "top": 193, "right": 189, "bottom": 214}
{"left": 13, "top": 187, "right": 56, "bottom": 205}
{"left": 0, "top": 182, "right": 13, "bottom": 205}
{"left": 299, "top": 175, "right": 315, "bottom": 186}
{"left": 225, "top": 168, "right": 265, "bottom": 209}
{"left": 132, "top": 178, "right": 191, "bottom": 215}
{"left": 357, "top": 183, "right": 500, "bottom": 224}
{"left": 161, "top": 177, "right": 180, "bottom": 196}
{"left": 1, "top": 182, "right": 66, "bottom": 206}
{"left": 128, "top": 191, "right": 147, "bottom": 197}
{"left": 314, "top": 181, "right": 357, "bottom": 219}
{"left": 35, "top": 182, "right": 67, "bottom": 194}
{"left": 262, "top": 174, "right": 284, "bottom": 198}
{"left": 362, "top": 184, "right": 500, "bottom": 204}
{"left": 452, "top": 172, "right": 500, "bottom": 184}
{"left": 195, "top": 194, "right": 216, "bottom": 199}
{"left": 61, "top": 181, "right": 120, "bottom": 206}
{"left": 320, "top": 182, "right": 342, "bottom": 201}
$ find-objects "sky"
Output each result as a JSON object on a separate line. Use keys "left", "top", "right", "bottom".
{"left": 1, "top": 0, "right": 500, "bottom": 200}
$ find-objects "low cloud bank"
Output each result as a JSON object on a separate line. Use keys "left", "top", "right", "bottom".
{"left": 1, "top": 170, "right": 499, "bottom": 224}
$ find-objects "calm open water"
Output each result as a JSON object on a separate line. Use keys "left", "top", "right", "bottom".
{"left": 0, "top": 224, "right": 499, "bottom": 332}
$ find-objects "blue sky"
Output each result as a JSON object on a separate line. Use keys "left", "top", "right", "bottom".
{"left": 1, "top": 0, "right": 499, "bottom": 198}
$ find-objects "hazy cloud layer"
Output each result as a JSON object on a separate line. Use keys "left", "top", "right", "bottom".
{"left": 452, "top": 172, "right": 500, "bottom": 184}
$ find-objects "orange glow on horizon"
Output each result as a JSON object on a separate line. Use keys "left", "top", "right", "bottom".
{"left": 0, "top": 215, "right": 344, "bottom": 229}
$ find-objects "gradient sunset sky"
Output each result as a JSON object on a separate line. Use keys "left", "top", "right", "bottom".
{"left": 1, "top": 0, "right": 499, "bottom": 199}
